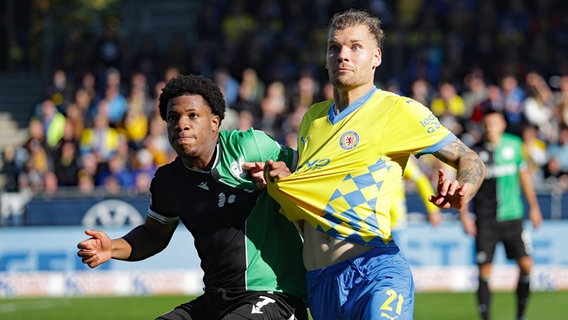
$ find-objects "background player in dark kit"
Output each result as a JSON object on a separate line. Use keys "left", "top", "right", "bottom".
{"left": 459, "top": 109, "right": 542, "bottom": 320}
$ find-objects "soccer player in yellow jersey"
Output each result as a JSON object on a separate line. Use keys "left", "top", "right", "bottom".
{"left": 391, "top": 157, "right": 442, "bottom": 252}
{"left": 246, "top": 9, "right": 486, "bottom": 320}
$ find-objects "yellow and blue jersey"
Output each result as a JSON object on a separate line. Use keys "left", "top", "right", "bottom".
{"left": 268, "top": 87, "right": 455, "bottom": 247}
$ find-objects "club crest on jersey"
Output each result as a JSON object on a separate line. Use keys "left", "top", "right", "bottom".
{"left": 230, "top": 156, "right": 247, "bottom": 179}
{"left": 339, "top": 131, "right": 359, "bottom": 150}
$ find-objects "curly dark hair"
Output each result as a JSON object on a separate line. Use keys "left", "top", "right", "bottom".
{"left": 158, "top": 74, "right": 226, "bottom": 123}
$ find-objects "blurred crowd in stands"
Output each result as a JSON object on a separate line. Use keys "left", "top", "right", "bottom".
{"left": 2, "top": 0, "right": 568, "bottom": 197}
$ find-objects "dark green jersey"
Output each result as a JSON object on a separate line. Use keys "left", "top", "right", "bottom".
{"left": 148, "top": 129, "right": 306, "bottom": 301}
{"left": 471, "top": 133, "right": 526, "bottom": 221}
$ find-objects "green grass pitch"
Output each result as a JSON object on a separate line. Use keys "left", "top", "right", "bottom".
{"left": 1, "top": 291, "right": 567, "bottom": 319}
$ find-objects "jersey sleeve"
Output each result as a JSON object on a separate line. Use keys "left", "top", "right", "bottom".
{"left": 391, "top": 99, "right": 457, "bottom": 157}
{"left": 147, "top": 164, "right": 181, "bottom": 224}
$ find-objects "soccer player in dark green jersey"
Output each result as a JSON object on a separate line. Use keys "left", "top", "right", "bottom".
{"left": 459, "top": 109, "right": 542, "bottom": 320}
{"left": 77, "top": 74, "right": 307, "bottom": 320}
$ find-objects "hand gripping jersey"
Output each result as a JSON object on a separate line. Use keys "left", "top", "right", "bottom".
{"left": 470, "top": 133, "right": 527, "bottom": 221}
{"left": 268, "top": 87, "right": 455, "bottom": 247}
{"left": 147, "top": 129, "right": 306, "bottom": 300}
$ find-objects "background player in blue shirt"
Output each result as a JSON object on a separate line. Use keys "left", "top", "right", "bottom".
{"left": 77, "top": 74, "right": 307, "bottom": 320}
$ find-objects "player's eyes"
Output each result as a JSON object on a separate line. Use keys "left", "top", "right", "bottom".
{"left": 166, "top": 114, "right": 178, "bottom": 124}
{"left": 328, "top": 45, "right": 340, "bottom": 53}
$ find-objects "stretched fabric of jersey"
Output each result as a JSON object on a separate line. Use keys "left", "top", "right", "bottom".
{"left": 268, "top": 88, "right": 455, "bottom": 247}
{"left": 148, "top": 129, "right": 306, "bottom": 301}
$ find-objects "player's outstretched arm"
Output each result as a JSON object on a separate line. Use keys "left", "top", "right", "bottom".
{"left": 77, "top": 217, "right": 178, "bottom": 268}
{"left": 429, "top": 139, "right": 486, "bottom": 209}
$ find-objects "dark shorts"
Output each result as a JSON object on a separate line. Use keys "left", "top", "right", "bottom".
{"left": 156, "top": 288, "right": 307, "bottom": 320}
{"left": 475, "top": 219, "right": 531, "bottom": 264}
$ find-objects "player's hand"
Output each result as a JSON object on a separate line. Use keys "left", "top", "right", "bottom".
{"left": 460, "top": 215, "right": 477, "bottom": 236}
{"left": 77, "top": 229, "right": 112, "bottom": 268}
{"left": 264, "top": 160, "right": 291, "bottom": 182}
{"left": 242, "top": 161, "right": 267, "bottom": 189}
{"left": 428, "top": 210, "right": 443, "bottom": 227}
{"left": 428, "top": 169, "right": 469, "bottom": 209}
{"left": 529, "top": 207, "right": 543, "bottom": 229}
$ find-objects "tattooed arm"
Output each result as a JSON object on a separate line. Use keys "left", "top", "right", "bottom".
{"left": 428, "top": 139, "right": 486, "bottom": 210}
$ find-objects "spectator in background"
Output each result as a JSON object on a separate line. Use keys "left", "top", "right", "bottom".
{"left": 144, "top": 114, "right": 172, "bottom": 166}
{"left": 233, "top": 67, "right": 265, "bottom": 128}
{"left": 97, "top": 153, "right": 134, "bottom": 190}
{"left": 543, "top": 157, "right": 568, "bottom": 193}
{"left": 35, "top": 98, "right": 66, "bottom": 149}
{"left": 213, "top": 68, "right": 240, "bottom": 131}
{"left": 461, "top": 68, "right": 489, "bottom": 121}
{"left": 290, "top": 73, "right": 321, "bottom": 111}
{"left": 523, "top": 71, "right": 557, "bottom": 143}
{"left": 64, "top": 103, "right": 86, "bottom": 142}
{"left": 468, "top": 84, "right": 506, "bottom": 147}
{"left": 431, "top": 82, "right": 467, "bottom": 141}
{"left": 501, "top": 74, "right": 527, "bottom": 137}
{"left": 547, "top": 126, "right": 568, "bottom": 176}
{"left": 44, "top": 68, "right": 75, "bottom": 112}
{"left": 554, "top": 75, "right": 568, "bottom": 128}
{"left": 20, "top": 118, "right": 53, "bottom": 193}
{"left": 459, "top": 109, "right": 542, "bottom": 320}
{"left": 1, "top": 146, "right": 22, "bottom": 192}
{"left": 80, "top": 112, "right": 121, "bottom": 164}
{"left": 52, "top": 120, "right": 81, "bottom": 187}
{"left": 78, "top": 151, "right": 101, "bottom": 187}
{"left": 259, "top": 81, "right": 287, "bottom": 139}
{"left": 77, "top": 71, "right": 97, "bottom": 103}
{"left": 77, "top": 169, "right": 95, "bottom": 194}
{"left": 53, "top": 139, "right": 80, "bottom": 187}
{"left": 214, "top": 67, "right": 240, "bottom": 108}
{"left": 132, "top": 148, "right": 157, "bottom": 194}
{"left": 122, "top": 72, "right": 152, "bottom": 149}
{"left": 96, "top": 68, "right": 128, "bottom": 127}
{"left": 410, "top": 78, "right": 434, "bottom": 106}
{"left": 521, "top": 124, "right": 548, "bottom": 185}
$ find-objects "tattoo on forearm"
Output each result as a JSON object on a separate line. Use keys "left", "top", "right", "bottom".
{"left": 434, "top": 140, "right": 486, "bottom": 197}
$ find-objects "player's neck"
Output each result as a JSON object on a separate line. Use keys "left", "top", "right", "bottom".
{"left": 334, "top": 83, "right": 375, "bottom": 111}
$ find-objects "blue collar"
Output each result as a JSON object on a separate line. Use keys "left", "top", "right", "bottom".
{"left": 328, "top": 86, "right": 378, "bottom": 124}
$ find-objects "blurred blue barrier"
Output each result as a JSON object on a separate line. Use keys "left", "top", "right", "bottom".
{"left": 0, "top": 190, "right": 566, "bottom": 227}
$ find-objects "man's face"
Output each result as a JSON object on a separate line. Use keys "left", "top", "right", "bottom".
{"left": 326, "top": 24, "right": 382, "bottom": 90}
{"left": 483, "top": 113, "right": 506, "bottom": 143}
{"left": 165, "top": 94, "right": 219, "bottom": 163}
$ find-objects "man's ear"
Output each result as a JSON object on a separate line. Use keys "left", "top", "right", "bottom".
{"left": 373, "top": 47, "right": 382, "bottom": 68}
{"left": 212, "top": 115, "right": 220, "bottom": 132}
